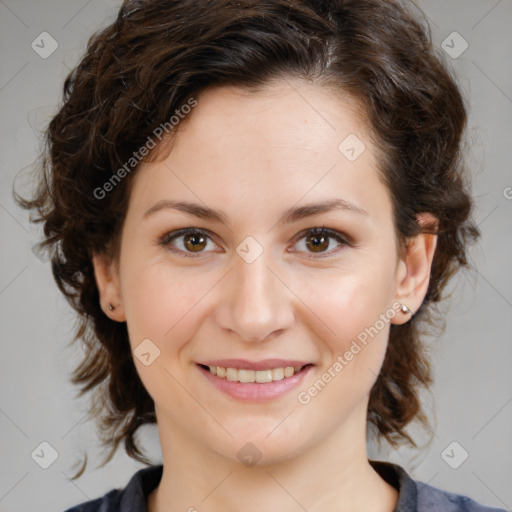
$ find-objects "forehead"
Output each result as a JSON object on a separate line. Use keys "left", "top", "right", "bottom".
{"left": 127, "top": 79, "right": 391, "bottom": 228}
{"left": 177, "top": 80, "right": 368, "bottom": 159}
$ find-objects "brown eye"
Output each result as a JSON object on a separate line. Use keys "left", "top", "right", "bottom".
{"left": 159, "top": 228, "right": 216, "bottom": 258}
{"left": 293, "top": 227, "right": 349, "bottom": 258}
{"left": 183, "top": 233, "right": 207, "bottom": 252}
{"left": 305, "top": 232, "right": 330, "bottom": 253}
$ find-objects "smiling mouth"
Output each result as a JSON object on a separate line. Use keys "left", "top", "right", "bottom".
{"left": 198, "top": 364, "right": 314, "bottom": 383}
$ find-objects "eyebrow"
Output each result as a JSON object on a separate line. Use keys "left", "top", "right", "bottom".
{"left": 143, "top": 198, "right": 368, "bottom": 225}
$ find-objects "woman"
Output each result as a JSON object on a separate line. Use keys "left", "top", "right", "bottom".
{"left": 17, "top": 0, "right": 505, "bottom": 510}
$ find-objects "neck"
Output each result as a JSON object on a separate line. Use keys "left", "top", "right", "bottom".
{"left": 147, "top": 405, "right": 398, "bottom": 512}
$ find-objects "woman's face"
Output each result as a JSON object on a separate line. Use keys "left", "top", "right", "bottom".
{"left": 95, "top": 79, "right": 428, "bottom": 464}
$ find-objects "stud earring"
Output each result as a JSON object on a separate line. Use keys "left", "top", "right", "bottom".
{"left": 399, "top": 303, "right": 413, "bottom": 316}
{"left": 107, "top": 303, "right": 115, "bottom": 311}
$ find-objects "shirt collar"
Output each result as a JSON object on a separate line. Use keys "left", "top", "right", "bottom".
{"left": 120, "top": 464, "right": 162, "bottom": 511}
{"left": 119, "top": 460, "right": 417, "bottom": 512}
{"left": 369, "top": 459, "right": 418, "bottom": 511}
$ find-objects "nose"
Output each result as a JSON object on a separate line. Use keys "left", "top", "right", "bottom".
{"left": 215, "top": 248, "right": 295, "bottom": 343}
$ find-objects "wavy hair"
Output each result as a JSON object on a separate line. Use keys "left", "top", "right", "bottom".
{"left": 15, "top": 0, "right": 480, "bottom": 478}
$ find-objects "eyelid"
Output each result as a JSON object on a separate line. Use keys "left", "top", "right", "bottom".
{"left": 158, "top": 227, "right": 219, "bottom": 258}
{"left": 158, "top": 226, "right": 351, "bottom": 259}
{"left": 288, "top": 226, "right": 351, "bottom": 258}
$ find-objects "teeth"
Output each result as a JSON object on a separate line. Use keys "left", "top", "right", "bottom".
{"left": 256, "top": 369, "right": 272, "bottom": 383}
{"left": 272, "top": 367, "right": 284, "bottom": 381}
{"left": 238, "top": 369, "right": 256, "bottom": 383}
{"left": 207, "top": 365, "right": 305, "bottom": 383}
{"left": 284, "top": 366, "right": 294, "bottom": 378}
{"left": 226, "top": 368, "right": 238, "bottom": 381}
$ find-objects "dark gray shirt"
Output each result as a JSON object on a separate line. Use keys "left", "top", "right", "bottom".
{"left": 62, "top": 460, "right": 507, "bottom": 511}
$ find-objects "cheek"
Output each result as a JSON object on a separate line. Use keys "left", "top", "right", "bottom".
{"left": 297, "top": 255, "right": 395, "bottom": 348}
{"left": 120, "top": 259, "right": 217, "bottom": 360}
{"left": 119, "top": 262, "right": 212, "bottom": 408}
{"left": 295, "top": 276, "right": 393, "bottom": 419}
{"left": 293, "top": 250, "right": 396, "bottom": 395}
{"left": 122, "top": 267, "right": 168, "bottom": 345}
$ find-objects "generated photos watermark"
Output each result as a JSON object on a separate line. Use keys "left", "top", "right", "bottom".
{"left": 93, "top": 97, "right": 197, "bottom": 200}
{"left": 297, "top": 301, "right": 403, "bottom": 405}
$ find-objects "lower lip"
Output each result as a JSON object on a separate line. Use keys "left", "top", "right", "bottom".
{"left": 196, "top": 364, "right": 314, "bottom": 402}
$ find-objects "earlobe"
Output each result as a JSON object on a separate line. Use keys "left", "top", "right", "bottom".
{"left": 391, "top": 213, "right": 438, "bottom": 324}
{"left": 91, "top": 251, "right": 126, "bottom": 322}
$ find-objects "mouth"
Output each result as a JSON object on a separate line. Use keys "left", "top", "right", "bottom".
{"left": 195, "top": 361, "right": 315, "bottom": 402}
{"left": 197, "top": 363, "right": 313, "bottom": 383}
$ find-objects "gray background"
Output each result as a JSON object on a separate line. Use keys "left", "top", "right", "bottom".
{"left": 1, "top": 1, "right": 511, "bottom": 511}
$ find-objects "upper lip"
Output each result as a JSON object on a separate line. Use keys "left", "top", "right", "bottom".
{"left": 198, "top": 359, "right": 313, "bottom": 371}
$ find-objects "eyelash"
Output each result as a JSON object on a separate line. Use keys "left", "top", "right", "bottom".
{"left": 158, "top": 226, "right": 351, "bottom": 259}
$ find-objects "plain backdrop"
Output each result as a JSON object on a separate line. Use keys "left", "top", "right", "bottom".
{"left": 1, "top": 1, "right": 511, "bottom": 511}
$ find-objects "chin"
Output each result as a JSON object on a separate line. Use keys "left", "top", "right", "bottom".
{"left": 210, "top": 422, "right": 311, "bottom": 467}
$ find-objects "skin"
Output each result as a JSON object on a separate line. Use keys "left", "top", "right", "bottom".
{"left": 93, "top": 78, "right": 437, "bottom": 512}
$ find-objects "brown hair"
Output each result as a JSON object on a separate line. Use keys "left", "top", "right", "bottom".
{"left": 15, "top": 0, "right": 479, "bottom": 478}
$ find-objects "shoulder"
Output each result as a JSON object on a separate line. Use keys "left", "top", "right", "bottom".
{"left": 415, "top": 480, "right": 508, "bottom": 512}
{"left": 61, "top": 465, "right": 163, "bottom": 512}
{"left": 369, "top": 459, "right": 507, "bottom": 512}
{"left": 61, "top": 489, "right": 122, "bottom": 512}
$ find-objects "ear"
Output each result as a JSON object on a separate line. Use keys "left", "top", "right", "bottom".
{"left": 92, "top": 251, "right": 126, "bottom": 322}
{"left": 391, "top": 213, "right": 438, "bottom": 325}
